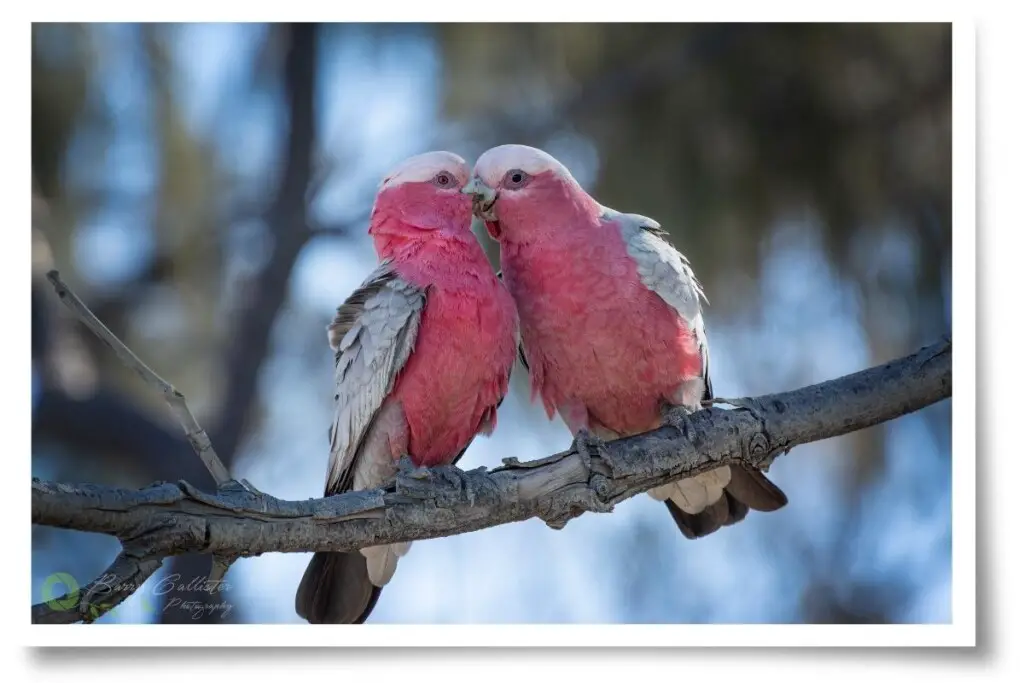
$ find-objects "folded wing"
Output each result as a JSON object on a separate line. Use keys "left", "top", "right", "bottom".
{"left": 296, "top": 261, "right": 426, "bottom": 624}
{"left": 610, "top": 209, "right": 787, "bottom": 538}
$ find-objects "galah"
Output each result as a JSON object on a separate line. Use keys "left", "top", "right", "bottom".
{"left": 462, "top": 144, "right": 787, "bottom": 539}
{"left": 295, "top": 151, "right": 518, "bottom": 624}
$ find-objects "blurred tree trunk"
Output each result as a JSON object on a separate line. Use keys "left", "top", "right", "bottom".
{"left": 157, "top": 22, "right": 319, "bottom": 624}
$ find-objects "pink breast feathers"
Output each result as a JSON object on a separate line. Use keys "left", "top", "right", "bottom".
{"left": 515, "top": 244, "right": 703, "bottom": 437}
{"left": 390, "top": 281, "right": 517, "bottom": 468}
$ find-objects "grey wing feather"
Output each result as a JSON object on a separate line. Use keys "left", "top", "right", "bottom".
{"left": 611, "top": 209, "right": 788, "bottom": 524}
{"left": 608, "top": 208, "right": 711, "bottom": 399}
{"left": 325, "top": 261, "right": 426, "bottom": 495}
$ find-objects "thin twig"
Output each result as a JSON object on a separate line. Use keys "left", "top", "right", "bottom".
{"left": 45, "top": 270, "right": 232, "bottom": 487}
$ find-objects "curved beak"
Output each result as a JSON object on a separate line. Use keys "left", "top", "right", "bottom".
{"left": 460, "top": 176, "right": 498, "bottom": 221}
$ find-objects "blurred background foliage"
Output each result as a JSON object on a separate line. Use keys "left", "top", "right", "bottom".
{"left": 31, "top": 22, "right": 951, "bottom": 625}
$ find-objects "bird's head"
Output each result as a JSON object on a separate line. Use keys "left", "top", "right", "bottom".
{"left": 461, "top": 144, "right": 580, "bottom": 242}
{"left": 369, "top": 151, "right": 473, "bottom": 255}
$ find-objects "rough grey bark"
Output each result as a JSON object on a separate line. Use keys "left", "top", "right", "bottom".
{"left": 31, "top": 337, "right": 951, "bottom": 624}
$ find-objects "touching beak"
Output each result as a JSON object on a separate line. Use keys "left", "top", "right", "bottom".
{"left": 461, "top": 176, "right": 498, "bottom": 221}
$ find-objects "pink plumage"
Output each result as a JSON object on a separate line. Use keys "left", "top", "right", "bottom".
{"left": 296, "top": 151, "right": 517, "bottom": 625}
{"left": 465, "top": 144, "right": 787, "bottom": 541}
{"left": 369, "top": 173, "right": 517, "bottom": 467}
{"left": 495, "top": 189, "right": 703, "bottom": 435}
{"left": 384, "top": 249, "right": 516, "bottom": 467}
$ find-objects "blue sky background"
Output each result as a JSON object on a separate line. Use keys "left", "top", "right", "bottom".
{"left": 31, "top": 23, "right": 951, "bottom": 625}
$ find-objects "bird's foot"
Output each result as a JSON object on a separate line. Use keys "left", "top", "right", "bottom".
{"left": 436, "top": 463, "right": 493, "bottom": 506}
{"left": 394, "top": 455, "right": 435, "bottom": 499}
{"left": 395, "top": 456, "right": 494, "bottom": 506}
{"left": 397, "top": 454, "right": 428, "bottom": 479}
{"left": 397, "top": 454, "right": 470, "bottom": 488}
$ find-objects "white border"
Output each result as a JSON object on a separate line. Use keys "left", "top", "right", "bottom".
{"left": 949, "top": 17, "right": 976, "bottom": 645}
{"left": 9, "top": 12, "right": 974, "bottom": 651}
{"left": 27, "top": 623, "right": 973, "bottom": 648}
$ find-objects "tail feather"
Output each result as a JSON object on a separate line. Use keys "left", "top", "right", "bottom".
{"left": 295, "top": 551, "right": 381, "bottom": 624}
{"left": 361, "top": 542, "right": 411, "bottom": 587}
{"left": 724, "top": 465, "right": 788, "bottom": 512}
{"left": 665, "top": 490, "right": 748, "bottom": 539}
{"left": 661, "top": 465, "right": 787, "bottom": 539}
{"left": 656, "top": 339, "right": 788, "bottom": 538}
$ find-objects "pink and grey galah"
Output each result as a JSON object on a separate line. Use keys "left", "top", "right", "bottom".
{"left": 462, "top": 144, "right": 787, "bottom": 539}
{"left": 295, "top": 151, "right": 519, "bottom": 624}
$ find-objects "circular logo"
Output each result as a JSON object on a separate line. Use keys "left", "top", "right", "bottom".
{"left": 41, "top": 572, "right": 80, "bottom": 612}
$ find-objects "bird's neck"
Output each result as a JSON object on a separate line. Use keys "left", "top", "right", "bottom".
{"left": 499, "top": 184, "right": 604, "bottom": 248}
{"left": 377, "top": 229, "right": 495, "bottom": 290}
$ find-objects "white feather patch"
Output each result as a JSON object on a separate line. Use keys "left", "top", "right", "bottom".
{"left": 648, "top": 466, "right": 732, "bottom": 514}
{"left": 610, "top": 208, "right": 706, "bottom": 326}
{"left": 379, "top": 151, "right": 468, "bottom": 190}
{"left": 473, "top": 144, "right": 574, "bottom": 188}
{"left": 362, "top": 542, "right": 413, "bottom": 587}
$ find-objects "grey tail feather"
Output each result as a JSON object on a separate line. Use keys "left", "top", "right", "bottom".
{"left": 664, "top": 490, "right": 748, "bottom": 539}
{"left": 664, "top": 336, "right": 787, "bottom": 539}
{"left": 665, "top": 466, "right": 787, "bottom": 539}
{"left": 295, "top": 551, "right": 381, "bottom": 624}
{"left": 725, "top": 465, "right": 788, "bottom": 512}
{"left": 668, "top": 372, "right": 787, "bottom": 538}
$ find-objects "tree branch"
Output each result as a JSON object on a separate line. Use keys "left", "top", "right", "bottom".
{"left": 32, "top": 551, "right": 163, "bottom": 625}
{"left": 31, "top": 337, "right": 951, "bottom": 623}
{"left": 46, "top": 270, "right": 231, "bottom": 487}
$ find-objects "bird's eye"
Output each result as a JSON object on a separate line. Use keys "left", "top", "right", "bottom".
{"left": 504, "top": 169, "right": 529, "bottom": 188}
{"left": 433, "top": 171, "right": 456, "bottom": 187}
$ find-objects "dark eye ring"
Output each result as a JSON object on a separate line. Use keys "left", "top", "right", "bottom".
{"left": 434, "top": 171, "right": 455, "bottom": 187}
{"left": 505, "top": 169, "right": 528, "bottom": 188}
